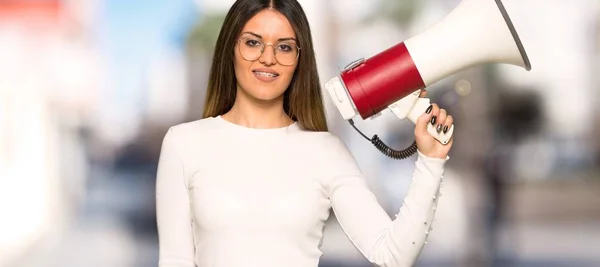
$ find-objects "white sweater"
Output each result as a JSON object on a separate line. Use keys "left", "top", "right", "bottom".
{"left": 156, "top": 116, "right": 447, "bottom": 267}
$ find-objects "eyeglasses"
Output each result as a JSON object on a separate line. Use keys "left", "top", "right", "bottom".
{"left": 238, "top": 36, "right": 301, "bottom": 66}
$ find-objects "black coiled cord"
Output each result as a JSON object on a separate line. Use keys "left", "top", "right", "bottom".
{"left": 348, "top": 119, "right": 417, "bottom": 160}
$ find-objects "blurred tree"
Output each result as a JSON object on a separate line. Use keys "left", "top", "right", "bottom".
{"left": 183, "top": 11, "right": 227, "bottom": 120}
{"left": 186, "top": 12, "right": 227, "bottom": 58}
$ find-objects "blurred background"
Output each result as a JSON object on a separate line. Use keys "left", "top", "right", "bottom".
{"left": 1, "top": 0, "right": 599, "bottom": 266}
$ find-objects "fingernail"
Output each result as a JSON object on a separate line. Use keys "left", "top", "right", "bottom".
{"left": 443, "top": 125, "right": 449, "bottom": 134}
{"left": 425, "top": 105, "right": 433, "bottom": 114}
{"left": 430, "top": 116, "right": 437, "bottom": 125}
{"left": 436, "top": 124, "right": 443, "bottom": 133}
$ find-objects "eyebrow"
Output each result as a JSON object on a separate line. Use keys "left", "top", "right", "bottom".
{"left": 241, "top": 31, "right": 297, "bottom": 42}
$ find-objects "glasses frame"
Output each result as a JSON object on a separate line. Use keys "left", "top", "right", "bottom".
{"left": 237, "top": 37, "right": 301, "bottom": 66}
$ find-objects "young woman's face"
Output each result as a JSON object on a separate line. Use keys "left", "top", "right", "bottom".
{"left": 234, "top": 9, "right": 299, "bottom": 102}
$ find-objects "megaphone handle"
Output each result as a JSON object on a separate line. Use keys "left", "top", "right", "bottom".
{"left": 427, "top": 120, "right": 454, "bottom": 145}
{"left": 407, "top": 98, "right": 454, "bottom": 145}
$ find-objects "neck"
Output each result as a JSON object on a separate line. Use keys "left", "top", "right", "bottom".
{"left": 222, "top": 89, "right": 293, "bottom": 129}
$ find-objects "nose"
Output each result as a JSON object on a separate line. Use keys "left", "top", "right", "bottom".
{"left": 258, "top": 44, "right": 276, "bottom": 66}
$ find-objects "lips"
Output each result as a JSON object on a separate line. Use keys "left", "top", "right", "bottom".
{"left": 252, "top": 68, "right": 279, "bottom": 78}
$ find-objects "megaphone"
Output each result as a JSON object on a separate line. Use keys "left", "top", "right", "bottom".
{"left": 325, "top": 0, "right": 531, "bottom": 159}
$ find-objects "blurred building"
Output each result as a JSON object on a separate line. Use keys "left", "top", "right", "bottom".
{"left": 0, "top": 0, "right": 98, "bottom": 265}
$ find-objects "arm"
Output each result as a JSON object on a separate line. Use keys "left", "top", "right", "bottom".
{"left": 156, "top": 128, "right": 196, "bottom": 267}
{"left": 327, "top": 138, "right": 446, "bottom": 267}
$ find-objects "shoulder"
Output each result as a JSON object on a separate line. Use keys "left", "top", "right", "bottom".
{"left": 168, "top": 116, "right": 220, "bottom": 134}
{"left": 293, "top": 130, "right": 364, "bottom": 181}
{"left": 293, "top": 130, "right": 358, "bottom": 165}
{"left": 294, "top": 130, "right": 347, "bottom": 149}
{"left": 165, "top": 117, "right": 220, "bottom": 140}
{"left": 160, "top": 117, "right": 223, "bottom": 153}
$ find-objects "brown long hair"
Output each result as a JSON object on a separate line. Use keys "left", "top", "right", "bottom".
{"left": 201, "top": 0, "right": 328, "bottom": 132}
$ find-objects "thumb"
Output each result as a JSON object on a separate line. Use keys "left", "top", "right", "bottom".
{"left": 415, "top": 104, "right": 433, "bottom": 137}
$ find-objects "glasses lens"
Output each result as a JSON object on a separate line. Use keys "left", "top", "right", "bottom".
{"left": 239, "top": 37, "right": 263, "bottom": 61}
{"left": 274, "top": 43, "right": 298, "bottom": 66}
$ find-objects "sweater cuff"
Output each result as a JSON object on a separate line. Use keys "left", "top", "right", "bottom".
{"left": 414, "top": 150, "right": 448, "bottom": 184}
{"left": 416, "top": 150, "right": 450, "bottom": 162}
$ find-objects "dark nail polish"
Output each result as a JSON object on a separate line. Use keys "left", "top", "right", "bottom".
{"left": 436, "top": 124, "right": 443, "bottom": 133}
{"left": 425, "top": 105, "right": 433, "bottom": 114}
{"left": 443, "top": 125, "right": 449, "bottom": 134}
{"left": 430, "top": 116, "right": 437, "bottom": 125}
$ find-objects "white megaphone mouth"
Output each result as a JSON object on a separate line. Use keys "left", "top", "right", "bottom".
{"left": 495, "top": 0, "right": 531, "bottom": 71}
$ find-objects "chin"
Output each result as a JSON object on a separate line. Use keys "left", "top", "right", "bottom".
{"left": 247, "top": 88, "right": 286, "bottom": 102}
{"left": 242, "top": 80, "right": 289, "bottom": 102}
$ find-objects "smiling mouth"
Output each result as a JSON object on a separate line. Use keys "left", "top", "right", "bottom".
{"left": 253, "top": 71, "right": 279, "bottom": 78}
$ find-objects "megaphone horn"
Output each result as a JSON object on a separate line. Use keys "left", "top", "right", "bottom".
{"left": 325, "top": 0, "right": 531, "bottom": 160}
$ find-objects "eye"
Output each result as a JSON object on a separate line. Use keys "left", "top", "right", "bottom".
{"left": 277, "top": 43, "right": 294, "bottom": 52}
{"left": 244, "top": 38, "right": 262, "bottom": 47}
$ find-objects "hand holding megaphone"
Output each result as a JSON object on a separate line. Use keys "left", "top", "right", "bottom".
{"left": 325, "top": 0, "right": 531, "bottom": 160}
{"left": 389, "top": 88, "right": 455, "bottom": 146}
{"left": 413, "top": 91, "right": 455, "bottom": 159}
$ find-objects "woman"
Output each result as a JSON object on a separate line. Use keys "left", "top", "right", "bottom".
{"left": 156, "top": 0, "right": 454, "bottom": 267}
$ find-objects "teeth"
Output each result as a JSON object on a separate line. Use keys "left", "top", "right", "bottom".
{"left": 255, "top": 71, "right": 277, "bottom": 77}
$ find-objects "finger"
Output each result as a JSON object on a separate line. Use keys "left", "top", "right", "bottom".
{"left": 415, "top": 104, "right": 435, "bottom": 136}
{"left": 419, "top": 89, "right": 428, "bottom": 98}
{"left": 428, "top": 103, "right": 440, "bottom": 128}
{"left": 435, "top": 109, "right": 447, "bottom": 133}
{"left": 443, "top": 115, "right": 454, "bottom": 134}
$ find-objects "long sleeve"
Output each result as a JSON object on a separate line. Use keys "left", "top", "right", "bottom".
{"left": 326, "top": 139, "right": 446, "bottom": 267}
{"left": 156, "top": 128, "right": 196, "bottom": 267}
